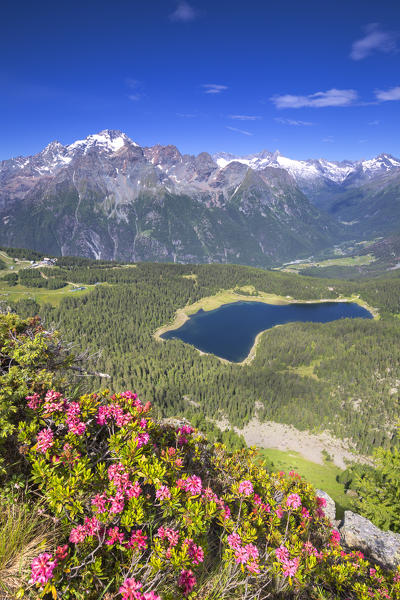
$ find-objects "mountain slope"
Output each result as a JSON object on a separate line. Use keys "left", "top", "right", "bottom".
{"left": 0, "top": 130, "right": 341, "bottom": 266}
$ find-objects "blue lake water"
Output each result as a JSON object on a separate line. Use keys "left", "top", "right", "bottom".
{"left": 161, "top": 301, "right": 373, "bottom": 362}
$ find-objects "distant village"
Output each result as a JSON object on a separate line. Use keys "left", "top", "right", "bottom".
{"left": 30, "top": 257, "right": 57, "bottom": 268}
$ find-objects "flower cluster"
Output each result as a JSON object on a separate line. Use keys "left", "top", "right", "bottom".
{"left": 20, "top": 389, "right": 400, "bottom": 600}
{"left": 275, "top": 545, "right": 300, "bottom": 578}
{"left": 119, "top": 578, "right": 161, "bottom": 600}
{"left": 227, "top": 532, "right": 260, "bottom": 574}
{"left": 29, "top": 553, "right": 58, "bottom": 586}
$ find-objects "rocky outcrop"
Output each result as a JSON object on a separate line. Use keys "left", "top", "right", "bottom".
{"left": 317, "top": 492, "right": 400, "bottom": 570}
{"left": 339, "top": 511, "right": 400, "bottom": 570}
{"left": 316, "top": 489, "right": 336, "bottom": 522}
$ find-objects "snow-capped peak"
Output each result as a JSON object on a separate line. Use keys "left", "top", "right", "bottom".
{"left": 213, "top": 149, "right": 400, "bottom": 185}
{"left": 360, "top": 153, "right": 400, "bottom": 174}
{"left": 67, "top": 130, "right": 138, "bottom": 154}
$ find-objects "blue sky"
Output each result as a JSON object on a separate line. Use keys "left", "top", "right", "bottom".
{"left": 1, "top": 0, "right": 400, "bottom": 160}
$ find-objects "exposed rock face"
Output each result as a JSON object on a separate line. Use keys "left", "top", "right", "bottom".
{"left": 316, "top": 489, "right": 336, "bottom": 522}
{"left": 340, "top": 510, "right": 400, "bottom": 569}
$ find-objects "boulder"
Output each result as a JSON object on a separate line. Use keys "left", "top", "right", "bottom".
{"left": 340, "top": 511, "right": 400, "bottom": 569}
{"left": 316, "top": 489, "right": 336, "bottom": 522}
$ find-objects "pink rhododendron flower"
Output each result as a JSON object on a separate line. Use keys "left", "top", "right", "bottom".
{"left": 69, "top": 524, "right": 87, "bottom": 543}
{"left": 301, "top": 507, "right": 311, "bottom": 520}
{"left": 275, "top": 545, "right": 290, "bottom": 562}
{"left": 42, "top": 390, "right": 64, "bottom": 413}
{"left": 110, "top": 492, "right": 125, "bottom": 513}
{"left": 317, "top": 496, "right": 327, "bottom": 507}
{"left": 135, "top": 432, "right": 150, "bottom": 448}
{"left": 282, "top": 556, "right": 300, "bottom": 578}
{"left": 178, "top": 425, "right": 194, "bottom": 436}
{"left": 286, "top": 493, "right": 301, "bottom": 509}
{"left": 91, "top": 492, "right": 108, "bottom": 513}
{"left": 238, "top": 480, "right": 253, "bottom": 496}
{"left": 36, "top": 429, "right": 54, "bottom": 453}
{"left": 55, "top": 545, "right": 69, "bottom": 561}
{"left": 106, "top": 526, "right": 125, "bottom": 546}
{"left": 183, "top": 475, "right": 202, "bottom": 495}
{"left": 126, "top": 529, "right": 147, "bottom": 551}
{"left": 26, "top": 392, "right": 41, "bottom": 410}
{"left": 66, "top": 402, "right": 81, "bottom": 418}
{"left": 227, "top": 532, "right": 242, "bottom": 549}
{"left": 119, "top": 577, "right": 142, "bottom": 599}
{"left": 202, "top": 487, "right": 218, "bottom": 502}
{"left": 234, "top": 547, "right": 249, "bottom": 564}
{"left": 84, "top": 516, "right": 101, "bottom": 536}
{"left": 120, "top": 390, "right": 138, "bottom": 400}
{"left": 184, "top": 539, "right": 204, "bottom": 564}
{"left": 30, "top": 553, "right": 57, "bottom": 585}
{"left": 178, "top": 569, "right": 196, "bottom": 597}
{"left": 126, "top": 481, "right": 142, "bottom": 499}
{"left": 68, "top": 419, "right": 86, "bottom": 435}
{"left": 45, "top": 390, "right": 63, "bottom": 402}
{"left": 97, "top": 405, "right": 111, "bottom": 425}
{"left": 157, "top": 527, "right": 179, "bottom": 547}
{"left": 244, "top": 543, "right": 259, "bottom": 560}
{"left": 275, "top": 506, "right": 283, "bottom": 518}
{"left": 166, "top": 528, "right": 179, "bottom": 547}
{"left": 303, "top": 541, "right": 318, "bottom": 556}
{"left": 247, "top": 561, "right": 260, "bottom": 574}
{"left": 330, "top": 529, "right": 341, "bottom": 546}
{"left": 142, "top": 593, "right": 162, "bottom": 600}
{"left": 156, "top": 485, "right": 171, "bottom": 501}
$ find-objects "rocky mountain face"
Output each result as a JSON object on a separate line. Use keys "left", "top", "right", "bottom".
{"left": 0, "top": 130, "right": 399, "bottom": 265}
{"left": 0, "top": 130, "right": 341, "bottom": 266}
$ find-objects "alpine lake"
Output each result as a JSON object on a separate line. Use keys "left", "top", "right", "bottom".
{"left": 161, "top": 300, "right": 373, "bottom": 363}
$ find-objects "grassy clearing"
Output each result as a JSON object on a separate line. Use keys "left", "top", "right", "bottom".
{"left": 258, "top": 448, "right": 353, "bottom": 518}
{"left": 287, "top": 359, "right": 322, "bottom": 380}
{"left": 280, "top": 254, "right": 376, "bottom": 273}
{"left": 0, "top": 281, "right": 100, "bottom": 307}
{"left": 0, "top": 251, "right": 31, "bottom": 273}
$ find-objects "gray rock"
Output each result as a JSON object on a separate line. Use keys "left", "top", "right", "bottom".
{"left": 316, "top": 489, "right": 336, "bottom": 522}
{"left": 340, "top": 510, "right": 400, "bottom": 569}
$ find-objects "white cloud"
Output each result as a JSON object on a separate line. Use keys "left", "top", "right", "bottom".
{"left": 126, "top": 78, "right": 143, "bottom": 101}
{"left": 228, "top": 114, "right": 261, "bottom": 121}
{"left": 226, "top": 126, "right": 253, "bottom": 136}
{"left": 176, "top": 112, "right": 197, "bottom": 118}
{"left": 275, "top": 118, "right": 314, "bottom": 126}
{"left": 322, "top": 136, "right": 334, "bottom": 143}
{"left": 202, "top": 84, "right": 228, "bottom": 94}
{"left": 375, "top": 86, "right": 400, "bottom": 101}
{"left": 350, "top": 23, "right": 398, "bottom": 60}
{"left": 368, "top": 119, "right": 380, "bottom": 125}
{"left": 170, "top": 2, "right": 198, "bottom": 22}
{"left": 271, "top": 89, "right": 358, "bottom": 109}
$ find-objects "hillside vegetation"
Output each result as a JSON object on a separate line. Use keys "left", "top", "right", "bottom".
{"left": 0, "top": 312, "right": 399, "bottom": 599}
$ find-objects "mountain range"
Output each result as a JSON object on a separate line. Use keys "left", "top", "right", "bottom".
{"left": 1, "top": 129, "right": 399, "bottom": 266}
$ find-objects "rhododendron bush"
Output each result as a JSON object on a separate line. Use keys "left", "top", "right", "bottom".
{"left": 17, "top": 388, "right": 400, "bottom": 599}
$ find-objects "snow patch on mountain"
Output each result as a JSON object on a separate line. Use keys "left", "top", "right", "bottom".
{"left": 68, "top": 130, "right": 136, "bottom": 154}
